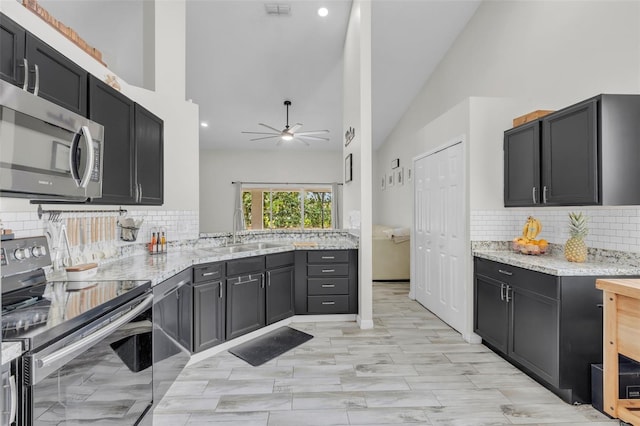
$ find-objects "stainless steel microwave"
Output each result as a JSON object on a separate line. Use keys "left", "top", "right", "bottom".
{"left": 0, "top": 79, "right": 104, "bottom": 202}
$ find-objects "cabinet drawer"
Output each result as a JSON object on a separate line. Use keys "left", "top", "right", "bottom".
{"left": 307, "top": 264, "right": 349, "bottom": 277}
{"left": 308, "top": 278, "right": 349, "bottom": 295}
{"left": 226, "top": 256, "right": 265, "bottom": 276}
{"left": 307, "top": 295, "right": 349, "bottom": 313}
{"left": 474, "top": 257, "right": 558, "bottom": 300}
{"left": 307, "top": 250, "right": 349, "bottom": 263}
{"left": 193, "top": 262, "right": 224, "bottom": 283}
{"left": 266, "top": 251, "right": 294, "bottom": 269}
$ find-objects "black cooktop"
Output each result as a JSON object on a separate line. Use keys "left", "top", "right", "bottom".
{"left": 2, "top": 279, "right": 151, "bottom": 350}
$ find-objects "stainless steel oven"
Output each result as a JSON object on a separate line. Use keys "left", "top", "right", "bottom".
{"left": 0, "top": 79, "right": 104, "bottom": 201}
{"left": 1, "top": 237, "right": 152, "bottom": 425}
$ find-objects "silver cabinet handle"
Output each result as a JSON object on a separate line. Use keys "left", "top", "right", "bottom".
{"left": 321, "top": 284, "right": 335, "bottom": 288}
{"left": 321, "top": 256, "right": 335, "bottom": 259}
{"left": 321, "top": 269, "right": 335, "bottom": 273}
{"left": 500, "top": 283, "right": 505, "bottom": 301}
{"left": 219, "top": 282, "right": 223, "bottom": 298}
{"left": 505, "top": 285, "right": 512, "bottom": 303}
{"left": 543, "top": 186, "right": 548, "bottom": 204}
{"left": 532, "top": 186, "right": 537, "bottom": 204}
{"left": 202, "top": 272, "right": 215, "bottom": 277}
{"left": 32, "top": 63, "right": 39, "bottom": 96}
{"left": 21, "top": 58, "right": 29, "bottom": 90}
{"left": 36, "top": 295, "right": 153, "bottom": 369}
{"left": 498, "top": 269, "right": 512, "bottom": 276}
{"left": 79, "top": 126, "right": 95, "bottom": 189}
{"left": 138, "top": 184, "right": 143, "bottom": 203}
{"left": 322, "top": 301, "right": 335, "bottom": 305}
{"left": 9, "top": 373, "right": 16, "bottom": 424}
{"left": 261, "top": 273, "right": 266, "bottom": 289}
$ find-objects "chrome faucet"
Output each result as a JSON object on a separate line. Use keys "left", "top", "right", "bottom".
{"left": 232, "top": 207, "right": 241, "bottom": 244}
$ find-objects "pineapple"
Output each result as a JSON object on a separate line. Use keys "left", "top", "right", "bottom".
{"left": 564, "top": 212, "right": 588, "bottom": 262}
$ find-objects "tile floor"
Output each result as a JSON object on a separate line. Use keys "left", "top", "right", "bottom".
{"left": 152, "top": 282, "right": 619, "bottom": 425}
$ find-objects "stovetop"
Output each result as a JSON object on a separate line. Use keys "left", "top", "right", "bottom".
{"left": 2, "top": 236, "right": 151, "bottom": 351}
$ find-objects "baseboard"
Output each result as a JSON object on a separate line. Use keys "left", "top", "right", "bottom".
{"left": 357, "top": 316, "right": 374, "bottom": 329}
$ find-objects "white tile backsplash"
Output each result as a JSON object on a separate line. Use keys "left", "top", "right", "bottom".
{"left": 471, "top": 206, "right": 640, "bottom": 253}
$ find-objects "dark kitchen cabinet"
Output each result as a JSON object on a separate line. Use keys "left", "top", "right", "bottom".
{"left": 0, "top": 14, "right": 87, "bottom": 115}
{"left": 266, "top": 251, "right": 295, "bottom": 325}
{"left": 155, "top": 269, "right": 192, "bottom": 351}
{"left": 192, "top": 262, "right": 226, "bottom": 352}
{"left": 134, "top": 104, "right": 164, "bottom": 205}
{"left": 0, "top": 14, "right": 26, "bottom": 87}
{"left": 225, "top": 257, "right": 265, "bottom": 340}
{"left": 503, "top": 121, "right": 541, "bottom": 207}
{"left": 542, "top": 99, "right": 598, "bottom": 205}
{"left": 193, "top": 280, "right": 225, "bottom": 352}
{"left": 88, "top": 75, "right": 136, "bottom": 204}
{"left": 295, "top": 249, "right": 358, "bottom": 314}
{"left": 473, "top": 256, "right": 633, "bottom": 403}
{"left": 504, "top": 94, "right": 640, "bottom": 207}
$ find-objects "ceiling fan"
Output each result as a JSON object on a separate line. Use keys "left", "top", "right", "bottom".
{"left": 241, "top": 100, "right": 329, "bottom": 146}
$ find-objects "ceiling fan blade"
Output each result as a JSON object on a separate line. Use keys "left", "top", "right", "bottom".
{"left": 258, "top": 123, "right": 284, "bottom": 133}
{"left": 276, "top": 138, "right": 284, "bottom": 146}
{"left": 299, "top": 139, "right": 310, "bottom": 146}
{"left": 296, "top": 130, "right": 329, "bottom": 136}
{"left": 288, "top": 123, "right": 303, "bottom": 133}
{"left": 250, "top": 135, "right": 280, "bottom": 141}
{"left": 296, "top": 135, "right": 329, "bottom": 141}
{"left": 241, "top": 131, "right": 280, "bottom": 135}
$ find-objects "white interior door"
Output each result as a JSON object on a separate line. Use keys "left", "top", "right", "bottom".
{"left": 413, "top": 142, "right": 466, "bottom": 334}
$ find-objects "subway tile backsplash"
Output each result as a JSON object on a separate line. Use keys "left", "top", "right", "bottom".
{"left": 471, "top": 206, "right": 640, "bottom": 253}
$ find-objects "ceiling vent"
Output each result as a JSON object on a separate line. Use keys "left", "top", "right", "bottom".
{"left": 265, "top": 3, "right": 291, "bottom": 16}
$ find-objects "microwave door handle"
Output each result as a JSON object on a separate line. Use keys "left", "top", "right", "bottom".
{"left": 69, "top": 133, "right": 81, "bottom": 185}
{"left": 33, "top": 64, "right": 39, "bottom": 96}
{"left": 21, "top": 58, "right": 29, "bottom": 91}
{"left": 8, "top": 373, "right": 16, "bottom": 424}
{"left": 79, "top": 126, "right": 95, "bottom": 188}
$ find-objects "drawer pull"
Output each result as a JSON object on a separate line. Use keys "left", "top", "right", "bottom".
{"left": 498, "top": 269, "right": 513, "bottom": 276}
{"left": 321, "top": 256, "right": 335, "bottom": 259}
{"left": 202, "top": 272, "right": 216, "bottom": 277}
{"left": 322, "top": 301, "right": 336, "bottom": 305}
{"left": 321, "top": 284, "right": 335, "bottom": 288}
{"left": 322, "top": 269, "right": 335, "bottom": 273}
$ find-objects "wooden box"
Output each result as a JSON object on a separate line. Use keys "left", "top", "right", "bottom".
{"left": 513, "top": 110, "right": 554, "bottom": 127}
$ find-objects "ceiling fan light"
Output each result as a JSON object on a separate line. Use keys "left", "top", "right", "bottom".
{"left": 318, "top": 7, "right": 328, "bottom": 17}
{"left": 281, "top": 134, "right": 294, "bottom": 141}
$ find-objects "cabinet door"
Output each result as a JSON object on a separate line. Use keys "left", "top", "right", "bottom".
{"left": 504, "top": 121, "right": 541, "bottom": 207}
{"left": 177, "top": 283, "right": 193, "bottom": 351}
{"left": 226, "top": 274, "right": 265, "bottom": 340}
{"left": 134, "top": 104, "right": 164, "bottom": 205}
{"left": 542, "top": 99, "right": 599, "bottom": 205}
{"left": 25, "top": 33, "right": 87, "bottom": 116}
{"left": 509, "top": 287, "right": 559, "bottom": 386}
{"left": 474, "top": 274, "right": 509, "bottom": 354}
{"left": 266, "top": 266, "right": 294, "bottom": 325}
{"left": 193, "top": 281, "right": 225, "bottom": 352}
{"left": 0, "top": 14, "right": 26, "bottom": 87}
{"left": 88, "top": 75, "right": 136, "bottom": 204}
{"left": 160, "top": 288, "right": 180, "bottom": 342}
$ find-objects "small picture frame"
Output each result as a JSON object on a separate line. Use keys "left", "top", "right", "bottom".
{"left": 396, "top": 167, "right": 404, "bottom": 186}
{"left": 345, "top": 153, "right": 353, "bottom": 183}
{"left": 387, "top": 171, "right": 395, "bottom": 187}
{"left": 381, "top": 173, "right": 386, "bottom": 190}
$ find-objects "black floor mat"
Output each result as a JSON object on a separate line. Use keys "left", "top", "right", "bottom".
{"left": 228, "top": 326, "right": 313, "bottom": 366}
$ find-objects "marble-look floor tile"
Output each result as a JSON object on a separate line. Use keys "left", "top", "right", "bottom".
{"left": 363, "top": 390, "right": 440, "bottom": 408}
{"left": 404, "top": 375, "right": 476, "bottom": 391}
{"left": 151, "top": 413, "right": 190, "bottom": 426}
{"left": 414, "top": 363, "right": 479, "bottom": 376}
{"left": 228, "top": 366, "right": 293, "bottom": 380}
{"left": 293, "top": 364, "right": 355, "bottom": 378}
{"left": 273, "top": 377, "right": 342, "bottom": 393}
{"left": 424, "top": 405, "right": 511, "bottom": 425}
{"left": 500, "top": 387, "right": 564, "bottom": 404}
{"left": 347, "top": 407, "right": 432, "bottom": 424}
{"left": 187, "top": 411, "right": 269, "bottom": 426}
{"left": 267, "top": 409, "right": 349, "bottom": 426}
{"left": 165, "top": 380, "right": 209, "bottom": 396}
{"left": 444, "top": 351, "right": 503, "bottom": 363}
{"left": 154, "top": 396, "right": 221, "bottom": 413}
{"left": 433, "top": 389, "right": 511, "bottom": 406}
{"left": 501, "top": 403, "right": 595, "bottom": 424}
{"left": 203, "top": 379, "right": 275, "bottom": 396}
{"left": 466, "top": 373, "right": 538, "bottom": 389}
{"left": 292, "top": 391, "right": 366, "bottom": 409}
{"left": 215, "top": 393, "right": 292, "bottom": 412}
{"left": 355, "top": 363, "right": 419, "bottom": 377}
{"left": 340, "top": 376, "right": 411, "bottom": 391}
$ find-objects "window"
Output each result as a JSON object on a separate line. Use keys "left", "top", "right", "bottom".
{"left": 240, "top": 185, "right": 333, "bottom": 230}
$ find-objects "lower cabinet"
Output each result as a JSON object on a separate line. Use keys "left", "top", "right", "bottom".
{"left": 193, "top": 280, "right": 225, "bottom": 352}
{"left": 474, "top": 256, "right": 615, "bottom": 403}
{"left": 266, "top": 251, "right": 295, "bottom": 325}
{"left": 226, "top": 273, "right": 265, "bottom": 340}
{"left": 155, "top": 269, "right": 192, "bottom": 352}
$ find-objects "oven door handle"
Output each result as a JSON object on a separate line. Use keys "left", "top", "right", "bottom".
{"left": 35, "top": 294, "right": 153, "bottom": 370}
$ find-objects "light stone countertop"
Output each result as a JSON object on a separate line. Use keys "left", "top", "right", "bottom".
{"left": 2, "top": 342, "right": 22, "bottom": 365}
{"left": 473, "top": 249, "right": 640, "bottom": 277}
{"left": 48, "top": 239, "right": 358, "bottom": 286}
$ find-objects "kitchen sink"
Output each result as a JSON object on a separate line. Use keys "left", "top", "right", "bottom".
{"left": 211, "top": 241, "right": 289, "bottom": 254}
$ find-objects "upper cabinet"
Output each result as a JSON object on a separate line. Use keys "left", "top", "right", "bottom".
{"left": 504, "top": 95, "right": 640, "bottom": 207}
{"left": 0, "top": 14, "right": 87, "bottom": 115}
{"left": 88, "top": 75, "right": 136, "bottom": 204}
{"left": 134, "top": 104, "right": 164, "bottom": 205}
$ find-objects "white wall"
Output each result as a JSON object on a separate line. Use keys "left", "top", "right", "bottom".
{"left": 199, "top": 149, "right": 342, "bottom": 232}
{"left": 375, "top": 0, "right": 640, "bottom": 228}
{"left": 343, "top": 0, "right": 373, "bottom": 329}
{"left": 0, "top": 1, "right": 199, "bottom": 217}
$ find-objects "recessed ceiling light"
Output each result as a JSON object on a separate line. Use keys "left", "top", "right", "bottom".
{"left": 318, "top": 7, "right": 328, "bottom": 17}
{"left": 200, "top": 122, "right": 209, "bottom": 128}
